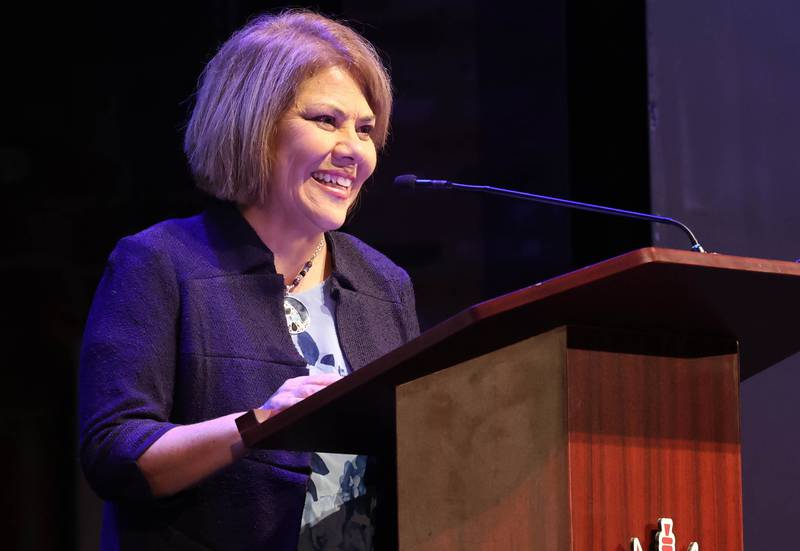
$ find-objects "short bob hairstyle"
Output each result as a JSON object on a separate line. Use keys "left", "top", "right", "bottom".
{"left": 184, "top": 10, "right": 392, "bottom": 205}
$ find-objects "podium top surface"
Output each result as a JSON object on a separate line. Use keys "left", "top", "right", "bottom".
{"left": 239, "top": 247, "right": 800, "bottom": 452}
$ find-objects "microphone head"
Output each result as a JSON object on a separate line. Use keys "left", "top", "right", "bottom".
{"left": 393, "top": 174, "right": 418, "bottom": 190}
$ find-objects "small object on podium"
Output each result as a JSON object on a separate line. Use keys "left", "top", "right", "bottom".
{"left": 630, "top": 518, "right": 699, "bottom": 551}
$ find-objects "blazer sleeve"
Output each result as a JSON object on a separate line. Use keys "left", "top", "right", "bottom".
{"left": 78, "top": 235, "right": 180, "bottom": 501}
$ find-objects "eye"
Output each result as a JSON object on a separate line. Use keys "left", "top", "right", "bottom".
{"left": 357, "top": 123, "right": 375, "bottom": 138}
{"left": 311, "top": 114, "right": 336, "bottom": 127}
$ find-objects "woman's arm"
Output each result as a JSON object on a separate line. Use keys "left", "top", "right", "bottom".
{"left": 80, "top": 235, "right": 182, "bottom": 501}
{"left": 136, "top": 411, "right": 247, "bottom": 497}
{"left": 136, "top": 372, "right": 340, "bottom": 497}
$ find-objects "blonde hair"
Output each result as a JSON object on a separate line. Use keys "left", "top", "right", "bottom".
{"left": 184, "top": 10, "right": 392, "bottom": 205}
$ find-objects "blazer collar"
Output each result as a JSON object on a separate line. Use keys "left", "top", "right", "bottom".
{"left": 201, "top": 200, "right": 367, "bottom": 296}
{"left": 326, "top": 233, "right": 357, "bottom": 292}
{"left": 202, "top": 200, "right": 277, "bottom": 275}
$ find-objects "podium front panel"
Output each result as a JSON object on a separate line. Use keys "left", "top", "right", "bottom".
{"left": 396, "top": 326, "right": 742, "bottom": 551}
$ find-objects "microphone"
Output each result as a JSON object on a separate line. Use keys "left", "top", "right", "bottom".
{"left": 393, "top": 175, "right": 451, "bottom": 190}
{"left": 393, "top": 174, "right": 706, "bottom": 253}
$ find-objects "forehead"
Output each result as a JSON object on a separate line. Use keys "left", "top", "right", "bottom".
{"left": 294, "top": 66, "right": 374, "bottom": 116}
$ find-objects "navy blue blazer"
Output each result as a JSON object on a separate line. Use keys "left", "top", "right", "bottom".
{"left": 79, "top": 200, "right": 419, "bottom": 550}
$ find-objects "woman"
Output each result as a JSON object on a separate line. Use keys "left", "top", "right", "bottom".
{"left": 79, "top": 10, "right": 418, "bottom": 550}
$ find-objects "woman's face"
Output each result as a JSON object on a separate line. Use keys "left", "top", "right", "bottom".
{"left": 266, "top": 65, "right": 378, "bottom": 236}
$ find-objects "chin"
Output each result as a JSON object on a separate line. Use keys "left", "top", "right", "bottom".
{"left": 314, "top": 212, "right": 349, "bottom": 232}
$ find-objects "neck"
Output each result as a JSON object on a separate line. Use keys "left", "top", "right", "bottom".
{"left": 239, "top": 204, "right": 328, "bottom": 289}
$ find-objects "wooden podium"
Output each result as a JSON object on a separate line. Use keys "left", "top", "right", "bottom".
{"left": 237, "top": 248, "right": 800, "bottom": 550}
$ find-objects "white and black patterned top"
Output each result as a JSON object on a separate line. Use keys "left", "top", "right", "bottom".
{"left": 290, "top": 282, "right": 375, "bottom": 551}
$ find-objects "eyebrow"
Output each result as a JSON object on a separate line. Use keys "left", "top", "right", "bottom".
{"left": 304, "top": 102, "right": 375, "bottom": 122}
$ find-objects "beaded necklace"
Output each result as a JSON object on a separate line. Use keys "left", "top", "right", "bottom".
{"left": 283, "top": 237, "right": 325, "bottom": 334}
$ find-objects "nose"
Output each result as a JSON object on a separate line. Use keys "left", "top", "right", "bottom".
{"left": 331, "top": 126, "right": 371, "bottom": 167}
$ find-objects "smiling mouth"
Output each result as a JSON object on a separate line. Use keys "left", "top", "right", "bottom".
{"left": 311, "top": 171, "right": 353, "bottom": 190}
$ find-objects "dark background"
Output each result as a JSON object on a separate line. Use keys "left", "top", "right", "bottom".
{"left": 1, "top": 0, "right": 796, "bottom": 548}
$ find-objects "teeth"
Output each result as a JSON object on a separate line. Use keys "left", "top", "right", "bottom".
{"left": 312, "top": 171, "right": 352, "bottom": 189}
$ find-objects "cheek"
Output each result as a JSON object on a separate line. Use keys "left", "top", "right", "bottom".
{"left": 279, "top": 131, "right": 330, "bottom": 174}
{"left": 293, "top": 139, "right": 330, "bottom": 173}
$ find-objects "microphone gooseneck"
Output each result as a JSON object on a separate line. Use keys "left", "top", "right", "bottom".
{"left": 394, "top": 174, "right": 706, "bottom": 253}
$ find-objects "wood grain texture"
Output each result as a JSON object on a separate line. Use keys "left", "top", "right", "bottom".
{"left": 395, "top": 326, "right": 742, "bottom": 550}
{"left": 566, "top": 327, "right": 743, "bottom": 551}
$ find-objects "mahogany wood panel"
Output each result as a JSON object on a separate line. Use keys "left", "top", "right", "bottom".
{"left": 395, "top": 326, "right": 741, "bottom": 551}
{"left": 566, "top": 327, "right": 742, "bottom": 551}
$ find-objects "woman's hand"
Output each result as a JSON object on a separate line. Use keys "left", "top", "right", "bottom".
{"left": 260, "top": 373, "right": 342, "bottom": 413}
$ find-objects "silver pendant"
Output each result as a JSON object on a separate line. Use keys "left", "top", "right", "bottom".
{"left": 284, "top": 296, "right": 310, "bottom": 334}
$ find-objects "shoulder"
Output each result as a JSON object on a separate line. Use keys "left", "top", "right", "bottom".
{"left": 107, "top": 212, "right": 221, "bottom": 281}
{"left": 86, "top": 218, "right": 205, "bottom": 335}
{"left": 329, "top": 231, "right": 412, "bottom": 300}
